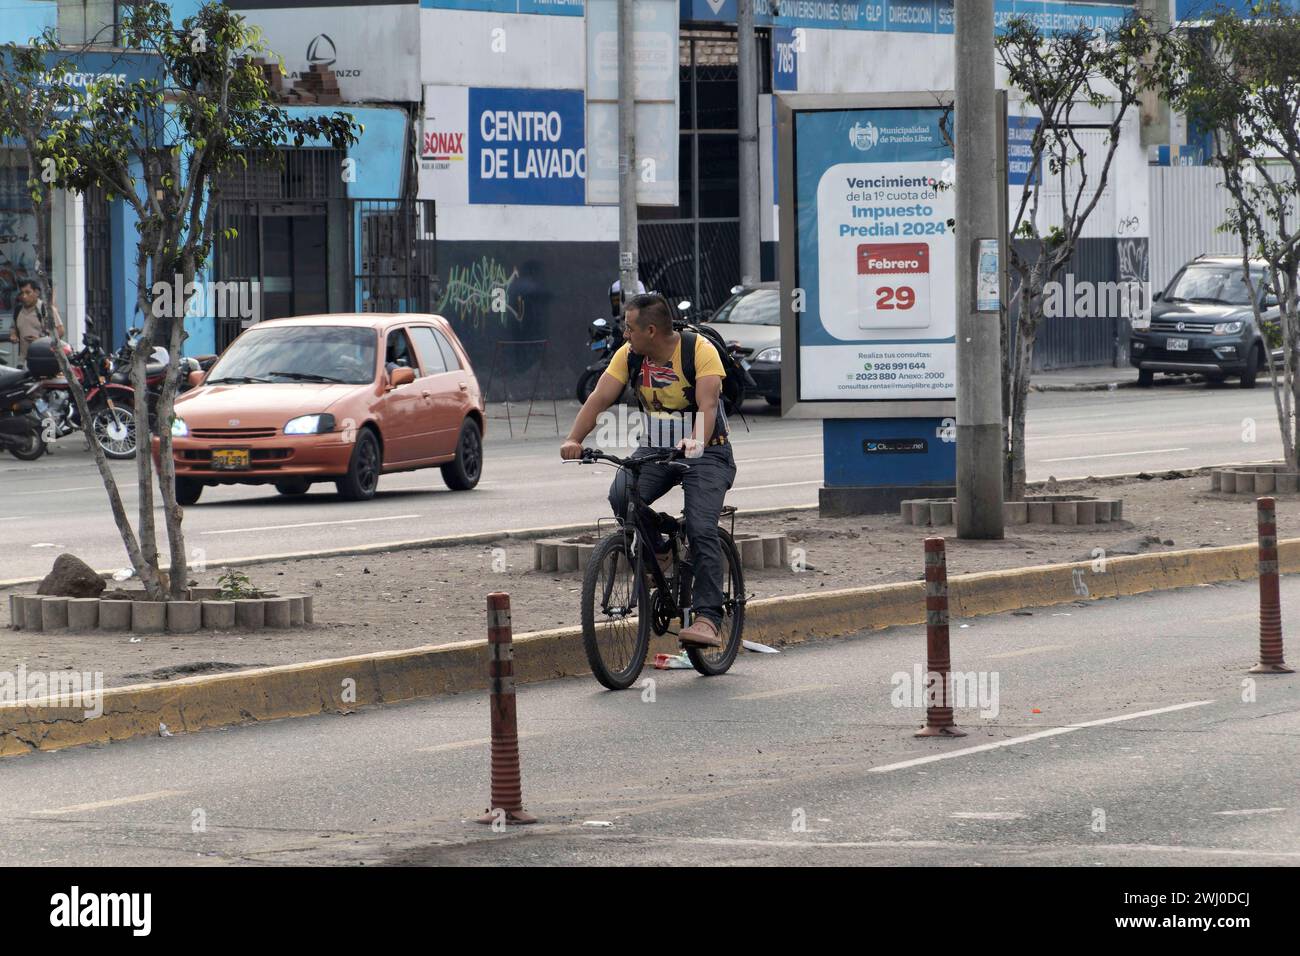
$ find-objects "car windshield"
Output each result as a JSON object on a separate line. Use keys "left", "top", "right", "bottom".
{"left": 709, "top": 289, "right": 780, "bottom": 326}
{"left": 208, "top": 326, "right": 377, "bottom": 385}
{"left": 1164, "top": 266, "right": 1264, "bottom": 306}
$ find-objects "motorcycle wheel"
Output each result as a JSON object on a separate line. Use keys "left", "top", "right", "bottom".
{"left": 91, "top": 402, "right": 138, "bottom": 460}
{"left": 7, "top": 421, "right": 47, "bottom": 461}
{"left": 576, "top": 368, "right": 602, "bottom": 403}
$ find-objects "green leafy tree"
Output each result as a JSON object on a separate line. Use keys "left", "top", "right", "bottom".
{"left": 1154, "top": 1, "right": 1300, "bottom": 468}
{"left": 33, "top": 1, "right": 360, "bottom": 599}
{"left": 997, "top": 14, "right": 1158, "bottom": 499}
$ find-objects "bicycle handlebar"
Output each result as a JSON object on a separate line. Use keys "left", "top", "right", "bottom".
{"left": 572, "top": 446, "right": 688, "bottom": 470}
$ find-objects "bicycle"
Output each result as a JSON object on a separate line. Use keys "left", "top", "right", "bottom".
{"left": 569, "top": 446, "right": 746, "bottom": 690}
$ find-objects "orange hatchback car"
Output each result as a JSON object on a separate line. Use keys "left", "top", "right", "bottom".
{"left": 161, "top": 315, "right": 485, "bottom": 504}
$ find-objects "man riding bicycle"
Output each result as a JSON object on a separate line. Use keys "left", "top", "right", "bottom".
{"left": 560, "top": 293, "right": 737, "bottom": 648}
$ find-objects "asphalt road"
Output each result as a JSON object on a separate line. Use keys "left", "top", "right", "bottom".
{"left": 0, "top": 576, "right": 1294, "bottom": 866}
{"left": 0, "top": 381, "right": 1286, "bottom": 579}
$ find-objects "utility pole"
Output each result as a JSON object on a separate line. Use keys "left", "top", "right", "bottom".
{"left": 617, "top": 0, "right": 639, "bottom": 304}
{"left": 737, "top": 0, "right": 760, "bottom": 288}
{"left": 954, "top": 0, "right": 1004, "bottom": 540}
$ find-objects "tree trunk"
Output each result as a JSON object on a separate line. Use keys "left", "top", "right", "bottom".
{"left": 159, "top": 261, "right": 192, "bottom": 601}
{"left": 132, "top": 250, "right": 165, "bottom": 601}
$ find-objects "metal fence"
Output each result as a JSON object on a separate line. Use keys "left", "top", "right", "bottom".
{"left": 353, "top": 199, "right": 438, "bottom": 313}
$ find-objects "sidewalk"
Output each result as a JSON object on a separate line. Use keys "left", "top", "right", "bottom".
{"left": 1029, "top": 366, "right": 1139, "bottom": 391}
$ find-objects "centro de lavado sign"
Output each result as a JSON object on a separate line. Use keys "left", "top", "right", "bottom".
{"left": 469, "top": 88, "right": 586, "bottom": 205}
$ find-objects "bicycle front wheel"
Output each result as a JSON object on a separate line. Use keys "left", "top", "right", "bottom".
{"left": 581, "top": 532, "right": 652, "bottom": 690}
{"left": 685, "top": 527, "right": 745, "bottom": 676}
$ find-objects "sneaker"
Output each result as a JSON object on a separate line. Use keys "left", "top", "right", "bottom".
{"left": 678, "top": 617, "right": 722, "bottom": 648}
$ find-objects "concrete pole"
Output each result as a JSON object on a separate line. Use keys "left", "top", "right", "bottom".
{"left": 618, "top": 0, "right": 639, "bottom": 302}
{"left": 737, "top": 0, "right": 761, "bottom": 288}
{"left": 955, "top": 0, "right": 1005, "bottom": 540}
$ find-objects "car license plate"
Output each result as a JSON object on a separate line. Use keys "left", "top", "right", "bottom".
{"left": 1166, "top": 337, "right": 1189, "bottom": 352}
{"left": 591, "top": 340, "right": 605, "bottom": 350}
{"left": 212, "top": 448, "right": 250, "bottom": 470}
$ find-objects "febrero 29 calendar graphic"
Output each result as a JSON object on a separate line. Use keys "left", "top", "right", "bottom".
{"left": 794, "top": 107, "right": 956, "bottom": 402}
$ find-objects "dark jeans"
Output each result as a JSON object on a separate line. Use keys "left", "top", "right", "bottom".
{"left": 607, "top": 444, "right": 737, "bottom": 627}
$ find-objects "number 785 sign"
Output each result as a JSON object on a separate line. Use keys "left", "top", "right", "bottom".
{"left": 857, "top": 242, "right": 932, "bottom": 331}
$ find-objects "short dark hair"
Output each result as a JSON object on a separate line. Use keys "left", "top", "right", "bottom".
{"left": 17, "top": 279, "right": 37, "bottom": 292}
{"left": 626, "top": 293, "right": 673, "bottom": 333}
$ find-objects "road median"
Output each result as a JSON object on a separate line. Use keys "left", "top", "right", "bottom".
{"left": 3, "top": 535, "right": 1291, "bottom": 758}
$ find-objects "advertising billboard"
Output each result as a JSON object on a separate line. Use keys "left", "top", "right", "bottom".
{"left": 778, "top": 93, "right": 958, "bottom": 418}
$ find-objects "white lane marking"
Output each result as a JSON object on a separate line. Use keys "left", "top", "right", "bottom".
{"left": 731, "top": 479, "right": 823, "bottom": 492}
{"left": 867, "top": 700, "right": 1216, "bottom": 774}
{"left": 415, "top": 732, "right": 537, "bottom": 754}
{"left": 200, "top": 514, "right": 421, "bottom": 536}
{"left": 10, "top": 485, "right": 105, "bottom": 496}
{"left": 30, "top": 789, "right": 189, "bottom": 816}
{"left": 950, "top": 811, "right": 1027, "bottom": 821}
{"left": 1040, "top": 447, "right": 1188, "bottom": 463}
{"left": 735, "top": 453, "right": 824, "bottom": 465}
{"left": 1213, "top": 807, "right": 1287, "bottom": 817}
{"left": 984, "top": 644, "right": 1069, "bottom": 661}
{"left": 731, "top": 683, "right": 832, "bottom": 701}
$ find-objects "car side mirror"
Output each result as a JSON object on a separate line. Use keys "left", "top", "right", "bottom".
{"left": 1264, "top": 295, "right": 1279, "bottom": 308}
{"left": 388, "top": 366, "right": 416, "bottom": 390}
{"left": 1152, "top": 291, "right": 1162, "bottom": 302}
{"left": 187, "top": 369, "right": 205, "bottom": 388}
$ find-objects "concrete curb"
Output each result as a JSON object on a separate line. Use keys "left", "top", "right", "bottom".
{"left": 3, "top": 535, "right": 1292, "bottom": 758}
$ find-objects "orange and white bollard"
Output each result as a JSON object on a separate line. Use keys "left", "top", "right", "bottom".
{"left": 916, "top": 537, "right": 966, "bottom": 737}
{"left": 476, "top": 592, "right": 537, "bottom": 825}
{"left": 1251, "top": 497, "right": 1294, "bottom": 674}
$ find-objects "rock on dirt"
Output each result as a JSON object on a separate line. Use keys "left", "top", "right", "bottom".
{"left": 36, "top": 553, "right": 106, "bottom": 598}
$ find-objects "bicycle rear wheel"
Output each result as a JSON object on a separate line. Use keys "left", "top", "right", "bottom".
{"left": 581, "top": 532, "right": 653, "bottom": 690}
{"left": 685, "top": 528, "right": 745, "bottom": 676}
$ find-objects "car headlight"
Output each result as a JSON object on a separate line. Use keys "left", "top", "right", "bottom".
{"left": 171, "top": 417, "right": 188, "bottom": 437}
{"left": 283, "top": 414, "right": 336, "bottom": 435}
{"left": 755, "top": 347, "right": 781, "bottom": 363}
{"left": 1212, "top": 321, "right": 1244, "bottom": 335}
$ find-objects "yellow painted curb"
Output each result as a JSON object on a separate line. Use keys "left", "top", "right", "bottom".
{"left": 3, "top": 536, "right": 1295, "bottom": 758}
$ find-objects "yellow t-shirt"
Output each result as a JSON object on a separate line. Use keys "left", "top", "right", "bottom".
{"left": 606, "top": 334, "right": 727, "bottom": 447}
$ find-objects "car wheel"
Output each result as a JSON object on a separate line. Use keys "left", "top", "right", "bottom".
{"left": 441, "top": 417, "right": 482, "bottom": 491}
{"left": 335, "top": 429, "right": 381, "bottom": 501}
{"left": 1239, "top": 345, "right": 1261, "bottom": 389}
{"left": 175, "top": 477, "right": 204, "bottom": 506}
{"left": 1136, "top": 369, "right": 1154, "bottom": 388}
{"left": 275, "top": 479, "right": 312, "bottom": 496}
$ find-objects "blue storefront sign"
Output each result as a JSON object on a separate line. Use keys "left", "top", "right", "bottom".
{"left": 420, "top": 0, "right": 584, "bottom": 14}
{"left": 1007, "top": 114, "right": 1041, "bottom": 186}
{"left": 468, "top": 88, "right": 587, "bottom": 206}
{"left": 683, "top": 0, "right": 1131, "bottom": 33}
{"left": 772, "top": 26, "right": 800, "bottom": 92}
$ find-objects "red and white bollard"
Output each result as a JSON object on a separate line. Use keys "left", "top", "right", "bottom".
{"left": 476, "top": 592, "right": 537, "bottom": 825}
{"left": 916, "top": 537, "right": 966, "bottom": 738}
{"left": 1251, "top": 497, "right": 1294, "bottom": 674}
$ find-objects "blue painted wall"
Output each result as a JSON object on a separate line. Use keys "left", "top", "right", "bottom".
{"left": 0, "top": 2, "right": 57, "bottom": 44}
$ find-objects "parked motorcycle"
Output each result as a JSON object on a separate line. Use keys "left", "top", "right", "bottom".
{"left": 576, "top": 316, "right": 624, "bottom": 402}
{"left": 109, "top": 326, "right": 214, "bottom": 424}
{"left": 29, "top": 330, "right": 140, "bottom": 460}
{"left": 0, "top": 364, "right": 47, "bottom": 460}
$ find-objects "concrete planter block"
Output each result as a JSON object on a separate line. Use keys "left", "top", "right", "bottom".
{"left": 285, "top": 595, "right": 305, "bottom": 626}
{"left": 66, "top": 598, "right": 100, "bottom": 630}
{"left": 1075, "top": 500, "right": 1097, "bottom": 524}
{"left": 1240, "top": 472, "right": 1258, "bottom": 494}
{"left": 909, "top": 501, "right": 931, "bottom": 525}
{"left": 929, "top": 502, "right": 954, "bottom": 526}
{"left": 10, "top": 593, "right": 24, "bottom": 630}
{"left": 1113, "top": 498, "right": 1124, "bottom": 520}
{"left": 41, "top": 598, "right": 70, "bottom": 630}
{"left": 98, "top": 599, "right": 133, "bottom": 631}
{"left": 234, "top": 600, "right": 265, "bottom": 629}
{"left": 739, "top": 536, "right": 765, "bottom": 570}
{"left": 1052, "top": 501, "right": 1078, "bottom": 525}
{"left": 167, "top": 601, "right": 202, "bottom": 633}
{"left": 1210, "top": 470, "right": 1221, "bottom": 491}
{"left": 556, "top": 545, "right": 579, "bottom": 573}
{"left": 132, "top": 601, "right": 166, "bottom": 633}
{"left": 263, "top": 597, "right": 292, "bottom": 629}
{"left": 900, "top": 500, "right": 914, "bottom": 521}
{"left": 1278, "top": 473, "right": 1300, "bottom": 494}
{"left": 575, "top": 543, "right": 595, "bottom": 568}
{"left": 1002, "top": 501, "right": 1028, "bottom": 525}
{"left": 301, "top": 594, "right": 314, "bottom": 624}
{"left": 188, "top": 587, "right": 222, "bottom": 601}
{"left": 534, "top": 542, "right": 558, "bottom": 572}
{"left": 1094, "top": 500, "right": 1113, "bottom": 522}
{"left": 202, "top": 600, "right": 236, "bottom": 630}
{"left": 1027, "top": 501, "right": 1055, "bottom": 524}
{"left": 761, "top": 535, "right": 782, "bottom": 568}
{"left": 1256, "top": 472, "right": 1277, "bottom": 493}
{"left": 1219, "top": 471, "right": 1237, "bottom": 493}
{"left": 20, "top": 595, "right": 46, "bottom": 631}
